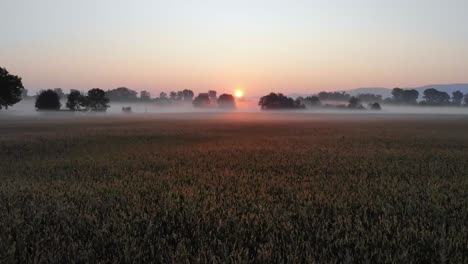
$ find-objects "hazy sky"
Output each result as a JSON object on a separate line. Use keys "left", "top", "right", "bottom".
{"left": 2, "top": 0, "right": 468, "bottom": 96}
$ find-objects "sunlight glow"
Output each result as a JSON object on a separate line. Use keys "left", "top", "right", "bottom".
{"left": 234, "top": 89, "right": 244, "bottom": 98}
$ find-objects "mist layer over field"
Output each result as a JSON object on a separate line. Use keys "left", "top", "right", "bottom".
{"left": 4, "top": 99, "right": 468, "bottom": 118}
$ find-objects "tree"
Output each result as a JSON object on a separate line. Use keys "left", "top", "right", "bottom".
{"left": 391, "top": 88, "right": 419, "bottom": 105}
{"left": 35, "top": 89, "right": 61, "bottom": 110}
{"left": 193, "top": 93, "right": 211, "bottom": 108}
{"left": 87, "top": 88, "right": 109, "bottom": 111}
{"left": 53, "top": 88, "right": 66, "bottom": 99}
{"left": 452, "top": 91, "right": 464, "bottom": 106}
{"left": 370, "top": 102, "right": 381, "bottom": 110}
{"left": 258, "top": 93, "right": 299, "bottom": 110}
{"left": 423, "top": 88, "right": 450, "bottom": 106}
{"left": 66, "top": 90, "right": 86, "bottom": 111}
{"left": 318, "top": 91, "right": 350, "bottom": 102}
{"left": 140, "top": 90, "right": 151, "bottom": 101}
{"left": 357, "top": 93, "right": 382, "bottom": 103}
{"left": 303, "top": 96, "right": 321, "bottom": 108}
{"left": 217, "top": 94, "right": 236, "bottom": 109}
{"left": 182, "top": 89, "right": 194, "bottom": 101}
{"left": 348, "top": 97, "right": 364, "bottom": 109}
{"left": 208, "top": 90, "right": 217, "bottom": 102}
{"left": 106, "top": 87, "right": 138, "bottom": 101}
{"left": 177, "top": 91, "right": 183, "bottom": 101}
{"left": 0, "top": 67, "right": 24, "bottom": 109}
{"left": 464, "top": 94, "right": 468, "bottom": 106}
{"left": 169, "top": 91, "right": 177, "bottom": 101}
{"left": 160, "top": 92, "right": 168, "bottom": 100}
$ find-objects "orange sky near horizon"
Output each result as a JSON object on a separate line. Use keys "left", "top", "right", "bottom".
{"left": 2, "top": 0, "right": 468, "bottom": 96}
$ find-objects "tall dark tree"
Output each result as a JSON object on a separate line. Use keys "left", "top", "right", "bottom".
{"left": 35, "top": 89, "right": 61, "bottom": 110}
{"left": 217, "top": 94, "right": 236, "bottom": 109}
{"left": 464, "top": 94, "right": 468, "bottom": 106}
{"left": 452, "top": 91, "right": 464, "bottom": 106}
{"left": 423, "top": 88, "right": 450, "bottom": 106}
{"left": 193, "top": 93, "right": 211, "bottom": 108}
{"left": 66, "top": 90, "right": 85, "bottom": 111}
{"left": 160, "top": 92, "right": 168, "bottom": 100}
{"left": 87, "top": 88, "right": 110, "bottom": 111}
{"left": 0, "top": 67, "right": 24, "bottom": 109}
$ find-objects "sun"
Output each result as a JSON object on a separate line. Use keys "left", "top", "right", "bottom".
{"left": 234, "top": 89, "right": 244, "bottom": 98}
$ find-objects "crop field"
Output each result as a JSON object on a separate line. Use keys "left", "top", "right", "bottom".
{"left": 0, "top": 113, "right": 467, "bottom": 263}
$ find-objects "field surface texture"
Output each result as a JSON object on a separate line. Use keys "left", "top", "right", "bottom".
{"left": 1, "top": 113, "right": 468, "bottom": 263}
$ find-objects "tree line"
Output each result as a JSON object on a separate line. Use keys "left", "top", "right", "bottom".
{"left": 1, "top": 67, "right": 468, "bottom": 111}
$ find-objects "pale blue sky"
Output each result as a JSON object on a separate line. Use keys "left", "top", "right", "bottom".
{"left": 2, "top": 0, "right": 468, "bottom": 95}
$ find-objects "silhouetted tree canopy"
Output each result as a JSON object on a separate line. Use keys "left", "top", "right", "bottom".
{"left": 464, "top": 94, "right": 468, "bottom": 106}
{"left": 182, "top": 89, "right": 194, "bottom": 101}
{"left": 348, "top": 97, "right": 365, "bottom": 109}
{"left": 370, "top": 102, "right": 381, "bottom": 110}
{"left": 87, "top": 88, "right": 110, "bottom": 111}
{"left": 318, "top": 91, "right": 350, "bottom": 102}
{"left": 169, "top": 91, "right": 177, "bottom": 101}
{"left": 159, "top": 92, "right": 168, "bottom": 100}
{"left": 35, "top": 89, "right": 61, "bottom": 110}
{"left": 259, "top": 93, "right": 303, "bottom": 110}
{"left": 106, "top": 87, "right": 138, "bottom": 101}
{"left": 53, "top": 88, "right": 66, "bottom": 99}
{"left": 303, "top": 96, "right": 321, "bottom": 108}
{"left": 217, "top": 94, "right": 236, "bottom": 109}
{"left": 140, "top": 90, "right": 151, "bottom": 101}
{"left": 391, "top": 88, "right": 419, "bottom": 105}
{"left": 208, "top": 90, "right": 217, "bottom": 102}
{"left": 193, "top": 93, "right": 211, "bottom": 108}
{"left": 66, "top": 90, "right": 86, "bottom": 111}
{"left": 357, "top": 93, "right": 382, "bottom": 103}
{"left": 422, "top": 88, "right": 450, "bottom": 106}
{"left": 0, "top": 67, "right": 24, "bottom": 109}
{"left": 452, "top": 91, "right": 464, "bottom": 106}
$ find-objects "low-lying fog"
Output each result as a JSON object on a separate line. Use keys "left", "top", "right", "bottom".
{"left": 2, "top": 99, "right": 468, "bottom": 118}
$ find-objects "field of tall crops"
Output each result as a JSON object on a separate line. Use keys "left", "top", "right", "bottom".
{"left": 1, "top": 113, "right": 467, "bottom": 263}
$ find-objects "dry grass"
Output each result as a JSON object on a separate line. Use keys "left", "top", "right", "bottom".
{"left": 1, "top": 113, "right": 468, "bottom": 263}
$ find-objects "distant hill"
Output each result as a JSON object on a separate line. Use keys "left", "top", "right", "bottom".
{"left": 345, "top": 84, "right": 468, "bottom": 99}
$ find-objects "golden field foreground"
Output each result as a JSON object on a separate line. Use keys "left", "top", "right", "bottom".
{"left": 0, "top": 112, "right": 467, "bottom": 263}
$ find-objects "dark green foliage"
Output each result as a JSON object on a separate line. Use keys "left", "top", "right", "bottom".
{"left": 0, "top": 67, "right": 24, "bottom": 109}
{"left": 35, "top": 89, "right": 61, "bottom": 110}
{"left": 217, "top": 94, "right": 236, "bottom": 109}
